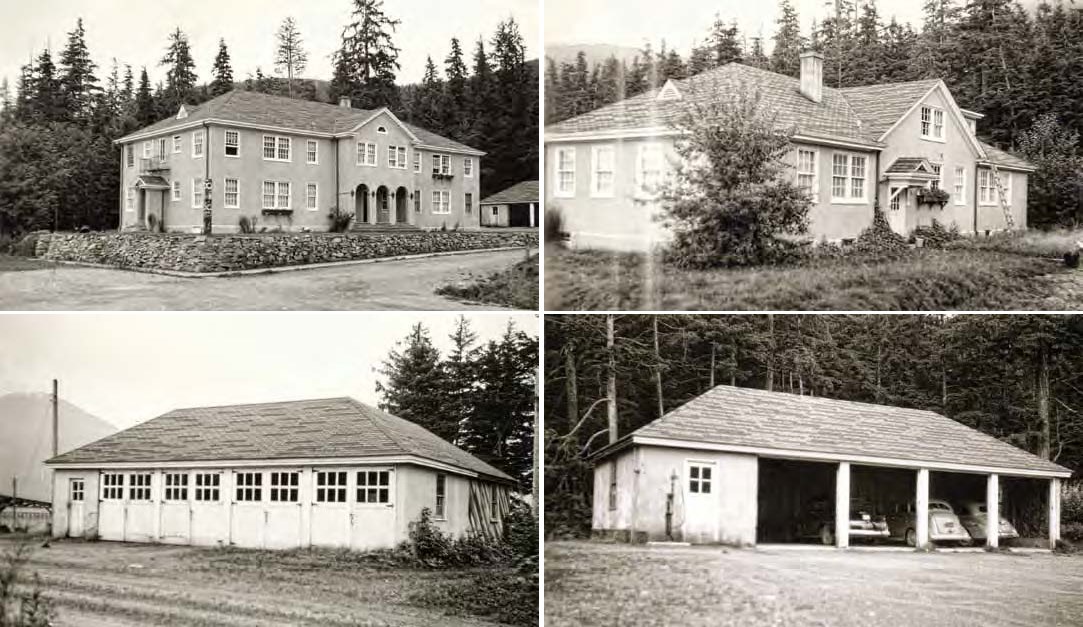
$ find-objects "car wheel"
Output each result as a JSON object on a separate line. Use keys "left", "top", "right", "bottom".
{"left": 820, "top": 525, "right": 835, "bottom": 546}
{"left": 905, "top": 528, "right": 917, "bottom": 547}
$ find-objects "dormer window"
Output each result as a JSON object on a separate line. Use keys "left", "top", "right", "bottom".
{"left": 920, "top": 106, "right": 945, "bottom": 141}
{"left": 657, "top": 80, "right": 681, "bottom": 101}
{"left": 176, "top": 105, "right": 188, "bottom": 120}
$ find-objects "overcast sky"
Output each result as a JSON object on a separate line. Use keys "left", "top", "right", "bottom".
{"left": 545, "top": 0, "right": 1046, "bottom": 53}
{"left": 0, "top": 313, "right": 537, "bottom": 429}
{"left": 1, "top": 0, "right": 538, "bottom": 94}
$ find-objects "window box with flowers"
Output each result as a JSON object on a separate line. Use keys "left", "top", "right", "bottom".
{"left": 915, "top": 188, "right": 951, "bottom": 208}
{"left": 261, "top": 208, "right": 294, "bottom": 216}
{"left": 432, "top": 173, "right": 455, "bottom": 182}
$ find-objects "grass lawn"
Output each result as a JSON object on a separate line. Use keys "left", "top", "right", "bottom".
{"left": 545, "top": 245, "right": 1063, "bottom": 311}
{"left": 0, "top": 255, "right": 54, "bottom": 272}
{"left": 545, "top": 541, "right": 1083, "bottom": 627}
{"left": 438, "top": 253, "right": 538, "bottom": 310}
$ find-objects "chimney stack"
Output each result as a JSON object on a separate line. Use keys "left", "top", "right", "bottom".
{"left": 338, "top": 96, "right": 352, "bottom": 109}
{"left": 800, "top": 51, "right": 824, "bottom": 104}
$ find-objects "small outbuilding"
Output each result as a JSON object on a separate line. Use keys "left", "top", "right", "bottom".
{"left": 45, "top": 398, "right": 515, "bottom": 550}
{"left": 592, "top": 386, "right": 1070, "bottom": 549}
{"left": 480, "top": 180, "right": 538, "bottom": 228}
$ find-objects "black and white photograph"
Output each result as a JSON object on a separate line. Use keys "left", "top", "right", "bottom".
{"left": 0, "top": 0, "right": 539, "bottom": 311}
{"left": 543, "top": 0, "right": 1083, "bottom": 311}
{"left": 0, "top": 312, "right": 539, "bottom": 626}
{"left": 544, "top": 314, "right": 1082, "bottom": 626}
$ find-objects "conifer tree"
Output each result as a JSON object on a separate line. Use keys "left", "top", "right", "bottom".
{"left": 30, "top": 48, "right": 62, "bottom": 123}
{"left": 413, "top": 56, "right": 443, "bottom": 131}
{"left": 770, "top": 0, "right": 803, "bottom": 77}
{"left": 443, "top": 38, "right": 469, "bottom": 139}
{"left": 746, "top": 35, "right": 770, "bottom": 70}
{"left": 159, "top": 27, "right": 198, "bottom": 112}
{"left": 467, "top": 38, "right": 495, "bottom": 149}
{"left": 708, "top": 16, "right": 743, "bottom": 67}
{"left": 58, "top": 18, "right": 98, "bottom": 123}
{"left": 377, "top": 324, "right": 455, "bottom": 444}
{"left": 210, "top": 39, "right": 234, "bottom": 97}
{"left": 134, "top": 67, "right": 156, "bottom": 126}
{"left": 274, "top": 18, "right": 308, "bottom": 99}
{"left": 332, "top": 0, "right": 401, "bottom": 110}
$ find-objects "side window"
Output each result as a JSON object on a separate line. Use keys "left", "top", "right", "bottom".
{"left": 435, "top": 473, "right": 447, "bottom": 518}
{"left": 688, "top": 463, "right": 713, "bottom": 494}
{"left": 70, "top": 478, "right": 85, "bottom": 502}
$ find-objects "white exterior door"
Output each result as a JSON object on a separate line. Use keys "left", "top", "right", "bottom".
{"left": 67, "top": 478, "right": 85, "bottom": 537}
{"left": 888, "top": 187, "right": 908, "bottom": 234}
{"left": 350, "top": 468, "right": 396, "bottom": 551}
{"left": 683, "top": 460, "right": 719, "bottom": 542}
{"left": 190, "top": 471, "right": 227, "bottom": 546}
{"left": 264, "top": 470, "right": 303, "bottom": 549}
{"left": 124, "top": 472, "right": 155, "bottom": 542}
{"left": 98, "top": 472, "right": 126, "bottom": 541}
{"left": 311, "top": 469, "right": 350, "bottom": 548}
{"left": 231, "top": 470, "right": 265, "bottom": 548}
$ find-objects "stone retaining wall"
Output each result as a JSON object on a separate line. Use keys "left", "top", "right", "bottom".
{"left": 35, "top": 230, "right": 538, "bottom": 273}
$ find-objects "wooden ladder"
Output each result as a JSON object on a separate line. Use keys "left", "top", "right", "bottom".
{"left": 990, "top": 163, "right": 1016, "bottom": 230}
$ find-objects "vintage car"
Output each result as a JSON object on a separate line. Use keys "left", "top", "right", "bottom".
{"left": 955, "top": 501, "right": 1020, "bottom": 542}
{"left": 886, "top": 499, "right": 972, "bottom": 546}
{"left": 794, "top": 497, "right": 890, "bottom": 545}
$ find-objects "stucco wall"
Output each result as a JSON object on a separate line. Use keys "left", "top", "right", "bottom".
{"left": 592, "top": 446, "right": 759, "bottom": 545}
{"left": 35, "top": 230, "right": 536, "bottom": 273}
{"left": 784, "top": 140, "right": 878, "bottom": 241}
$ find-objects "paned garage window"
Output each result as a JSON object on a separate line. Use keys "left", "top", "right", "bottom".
{"left": 128, "top": 473, "right": 152, "bottom": 501}
{"left": 270, "top": 471, "right": 300, "bottom": 502}
{"left": 316, "top": 471, "right": 347, "bottom": 503}
{"left": 235, "top": 472, "right": 263, "bottom": 502}
{"left": 164, "top": 473, "right": 189, "bottom": 501}
{"left": 356, "top": 470, "right": 390, "bottom": 504}
{"left": 688, "top": 464, "right": 713, "bottom": 494}
{"left": 194, "top": 473, "right": 220, "bottom": 501}
{"left": 102, "top": 473, "right": 124, "bottom": 500}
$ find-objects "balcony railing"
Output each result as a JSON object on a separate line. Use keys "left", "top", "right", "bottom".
{"left": 139, "top": 157, "right": 171, "bottom": 172}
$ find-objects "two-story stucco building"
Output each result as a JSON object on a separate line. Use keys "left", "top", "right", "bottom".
{"left": 115, "top": 91, "right": 485, "bottom": 233}
{"left": 545, "top": 51, "right": 1035, "bottom": 251}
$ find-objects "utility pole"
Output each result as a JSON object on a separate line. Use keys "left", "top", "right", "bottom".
{"left": 11, "top": 477, "right": 16, "bottom": 529}
{"left": 532, "top": 367, "right": 539, "bottom": 518}
{"left": 52, "top": 378, "right": 59, "bottom": 456}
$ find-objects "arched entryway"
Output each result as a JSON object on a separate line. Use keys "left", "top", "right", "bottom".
{"left": 355, "top": 184, "right": 370, "bottom": 224}
{"left": 375, "top": 186, "right": 390, "bottom": 224}
{"left": 395, "top": 187, "right": 409, "bottom": 225}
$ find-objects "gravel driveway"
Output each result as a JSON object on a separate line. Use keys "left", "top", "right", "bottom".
{"left": 545, "top": 541, "right": 1083, "bottom": 627}
{"left": 0, "top": 250, "right": 526, "bottom": 310}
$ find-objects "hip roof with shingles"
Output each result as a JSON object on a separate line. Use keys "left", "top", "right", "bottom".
{"left": 46, "top": 397, "right": 514, "bottom": 483}
{"left": 481, "top": 180, "right": 539, "bottom": 205}
{"left": 607, "top": 386, "right": 1069, "bottom": 477}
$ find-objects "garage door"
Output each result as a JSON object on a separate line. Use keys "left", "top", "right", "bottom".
{"left": 159, "top": 472, "right": 192, "bottom": 544}
{"left": 98, "top": 472, "right": 126, "bottom": 541}
{"left": 311, "top": 469, "right": 350, "bottom": 548}
{"left": 231, "top": 470, "right": 265, "bottom": 549}
{"left": 190, "top": 471, "right": 227, "bottom": 546}
{"left": 264, "top": 470, "right": 302, "bottom": 549}
{"left": 350, "top": 468, "right": 395, "bottom": 551}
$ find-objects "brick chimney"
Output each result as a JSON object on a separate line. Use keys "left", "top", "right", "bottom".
{"left": 800, "top": 51, "right": 824, "bottom": 104}
{"left": 338, "top": 96, "right": 351, "bottom": 108}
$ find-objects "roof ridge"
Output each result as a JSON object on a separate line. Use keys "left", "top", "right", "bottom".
{"left": 163, "top": 396, "right": 355, "bottom": 414}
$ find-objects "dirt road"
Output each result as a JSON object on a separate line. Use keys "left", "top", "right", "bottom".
{"left": 4, "top": 538, "right": 507, "bottom": 627}
{"left": 545, "top": 541, "right": 1083, "bottom": 627}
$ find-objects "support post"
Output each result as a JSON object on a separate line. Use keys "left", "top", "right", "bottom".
{"left": 915, "top": 468, "right": 929, "bottom": 548}
{"left": 1050, "top": 477, "right": 1061, "bottom": 549}
{"left": 986, "top": 473, "right": 999, "bottom": 549}
{"left": 52, "top": 379, "right": 58, "bottom": 456}
{"left": 835, "top": 461, "right": 850, "bottom": 548}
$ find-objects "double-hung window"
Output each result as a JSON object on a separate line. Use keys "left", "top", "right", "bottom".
{"left": 388, "top": 145, "right": 407, "bottom": 169}
{"left": 192, "top": 178, "right": 205, "bottom": 209}
{"left": 126, "top": 145, "right": 134, "bottom": 168}
{"left": 315, "top": 471, "right": 347, "bottom": 503}
{"left": 224, "top": 130, "right": 240, "bottom": 157}
{"left": 192, "top": 130, "right": 204, "bottom": 158}
{"left": 102, "top": 473, "right": 124, "bottom": 500}
{"left": 431, "top": 190, "right": 450, "bottom": 214}
{"left": 930, "top": 163, "right": 943, "bottom": 190}
{"left": 129, "top": 473, "right": 151, "bottom": 501}
{"left": 920, "top": 106, "right": 945, "bottom": 141}
{"left": 224, "top": 178, "right": 239, "bottom": 209}
{"left": 953, "top": 167, "right": 966, "bottom": 205}
{"left": 432, "top": 154, "right": 451, "bottom": 175}
{"left": 465, "top": 192, "right": 473, "bottom": 215}
{"left": 356, "top": 470, "right": 391, "bottom": 504}
{"left": 125, "top": 188, "right": 134, "bottom": 211}
{"left": 269, "top": 472, "right": 299, "bottom": 502}
{"left": 636, "top": 144, "right": 664, "bottom": 197}
{"left": 262, "top": 135, "right": 290, "bottom": 161}
{"left": 262, "top": 181, "right": 291, "bottom": 210}
{"left": 435, "top": 474, "right": 447, "bottom": 518}
{"left": 979, "top": 170, "right": 995, "bottom": 205}
{"left": 830, "top": 153, "right": 867, "bottom": 202}
{"left": 143, "top": 141, "right": 152, "bottom": 158}
{"left": 158, "top": 138, "right": 167, "bottom": 161}
{"left": 173, "top": 135, "right": 182, "bottom": 154}
{"left": 164, "top": 473, "right": 188, "bottom": 501}
{"left": 171, "top": 180, "right": 181, "bottom": 202}
{"left": 235, "top": 472, "right": 262, "bottom": 502}
{"left": 796, "top": 149, "right": 818, "bottom": 201}
{"left": 306, "top": 183, "right": 318, "bottom": 210}
{"left": 591, "top": 145, "right": 615, "bottom": 198}
{"left": 464, "top": 157, "right": 474, "bottom": 177}
{"left": 357, "top": 142, "right": 377, "bottom": 166}
{"left": 306, "top": 140, "right": 318, "bottom": 164}
{"left": 555, "top": 147, "right": 576, "bottom": 198}
{"left": 413, "top": 151, "right": 421, "bottom": 172}
{"left": 194, "top": 473, "right": 220, "bottom": 501}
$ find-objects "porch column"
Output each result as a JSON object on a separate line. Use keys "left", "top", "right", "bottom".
{"left": 915, "top": 468, "right": 930, "bottom": 548}
{"left": 835, "top": 462, "right": 850, "bottom": 548}
{"left": 986, "top": 473, "right": 999, "bottom": 549}
{"left": 1050, "top": 477, "right": 1062, "bottom": 548}
{"left": 529, "top": 203, "right": 536, "bottom": 228}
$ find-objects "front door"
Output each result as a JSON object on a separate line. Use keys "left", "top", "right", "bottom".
{"left": 888, "top": 187, "right": 908, "bottom": 234}
{"left": 683, "top": 460, "right": 719, "bottom": 543}
{"left": 68, "top": 478, "right": 85, "bottom": 537}
{"left": 376, "top": 187, "right": 391, "bottom": 224}
{"left": 395, "top": 188, "right": 408, "bottom": 225}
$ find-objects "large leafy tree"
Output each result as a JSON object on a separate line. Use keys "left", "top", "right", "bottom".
{"left": 332, "top": 0, "right": 401, "bottom": 110}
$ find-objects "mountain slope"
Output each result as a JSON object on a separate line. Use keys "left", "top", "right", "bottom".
{"left": 0, "top": 393, "right": 116, "bottom": 502}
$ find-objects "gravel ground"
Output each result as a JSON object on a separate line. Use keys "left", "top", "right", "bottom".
{"left": 545, "top": 541, "right": 1083, "bottom": 627}
{"left": 0, "top": 250, "right": 525, "bottom": 310}
{"left": 3, "top": 537, "right": 509, "bottom": 627}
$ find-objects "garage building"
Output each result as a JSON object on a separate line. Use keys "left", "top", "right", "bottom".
{"left": 480, "top": 180, "right": 538, "bottom": 228}
{"left": 592, "top": 386, "right": 1070, "bottom": 549}
{"left": 46, "top": 398, "right": 514, "bottom": 550}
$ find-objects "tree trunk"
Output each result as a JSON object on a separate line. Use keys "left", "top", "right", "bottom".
{"left": 565, "top": 348, "right": 578, "bottom": 437}
{"left": 766, "top": 314, "right": 775, "bottom": 392}
{"left": 532, "top": 368, "right": 539, "bottom": 518}
{"left": 1038, "top": 343, "right": 1051, "bottom": 459}
{"left": 653, "top": 317, "right": 663, "bottom": 419}
{"left": 607, "top": 314, "right": 618, "bottom": 444}
{"left": 709, "top": 343, "right": 716, "bottom": 388}
{"left": 730, "top": 343, "right": 737, "bottom": 387}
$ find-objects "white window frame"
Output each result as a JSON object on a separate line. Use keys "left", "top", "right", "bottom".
{"left": 224, "top": 177, "right": 239, "bottom": 209}
{"left": 591, "top": 144, "right": 616, "bottom": 198}
{"left": 143, "top": 141, "right": 151, "bottom": 159}
{"left": 387, "top": 145, "right": 407, "bottom": 169}
{"left": 192, "top": 130, "right": 205, "bottom": 158}
{"left": 269, "top": 471, "right": 300, "bottom": 503}
{"left": 464, "top": 157, "right": 474, "bottom": 178}
{"left": 306, "top": 183, "right": 318, "bottom": 211}
{"left": 126, "top": 145, "right": 134, "bottom": 167}
{"left": 635, "top": 143, "right": 665, "bottom": 198}
{"left": 102, "top": 473, "right": 124, "bottom": 500}
{"left": 432, "top": 154, "right": 451, "bottom": 176}
{"left": 356, "top": 469, "right": 393, "bottom": 506}
{"left": 686, "top": 461, "right": 714, "bottom": 495}
{"left": 172, "top": 135, "right": 182, "bottom": 154}
{"left": 435, "top": 473, "right": 447, "bottom": 519}
{"left": 261, "top": 181, "right": 291, "bottom": 210}
{"left": 357, "top": 142, "right": 377, "bottom": 167}
{"left": 431, "top": 190, "right": 450, "bottom": 214}
{"left": 465, "top": 192, "right": 473, "bottom": 215}
{"left": 413, "top": 151, "right": 421, "bottom": 172}
{"left": 554, "top": 147, "right": 576, "bottom": 198}
{"left": 953, "top": 167, "right": 966, "bottom": 205}
{"left": 158, "top": 137, "right": 168, "bottom": 161}
{"left": 125, "top": 187, "right": 134, "bottom": 212}
{"left": 194, "top": 473, "right": 220, "bottom": 502}
{"left": 128, "top": 473, "right": 151, "bottom": 501}
{"left": 920, "top": 105, "right": 946, "bottom": 142}
{"left": 830, "top": 152, "right": 868, "bottom": 203}
{"left": 261, "top": 134, "right": 291, "bottom": 162}
{"left": 306, "top": 139, "right": 318, "bottom": 165}
{"left": 192, "top": 178, "right": 204, "bottom": 209}
{"left": 70, "top": 478, "right": 85, "bottom": 502}
{"left": 224, "top": 130, "right": 240, "bottom": 158}
{"left": 171, "top": 180, "right": 181, "bottom": 202}
{"left": 235, "top": 471, "right": 263, "bottom": 502}
{"left": 164, "top": 473, "right": 188, "bottom": 502}
{"left": 796, "top": 148, "right": 819, "bottom": 202}
{"left": 930, "top": 163, "right": 943, "bottom": 191}
{"left": 979, "top": 170, "right": 996, "bottom": 206}
{"left": 315, "top": 470, "right": 347, "bottom": 503}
